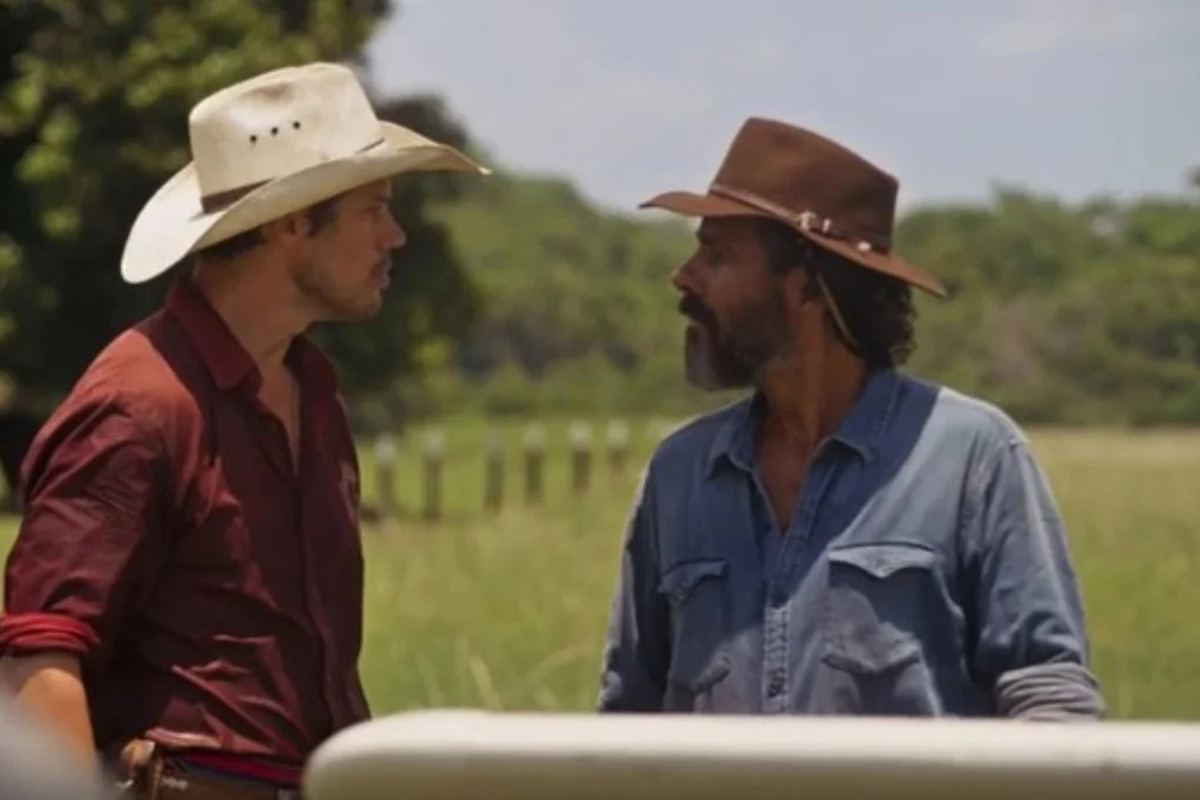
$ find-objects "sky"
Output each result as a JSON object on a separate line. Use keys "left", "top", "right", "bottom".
{"left": 363, "top": 0, "right": 1200, "bottom": 215}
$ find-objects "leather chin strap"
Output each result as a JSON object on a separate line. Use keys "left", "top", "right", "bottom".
{"left": 813, "top": 271, "right": 860, "bottom": 355}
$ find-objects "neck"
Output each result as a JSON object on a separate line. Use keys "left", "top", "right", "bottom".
{"left": 191, "top": 260, "right": 309, "bottom": 377}
{"left": 755, "top": 340, "right": 869, "bottom": 452}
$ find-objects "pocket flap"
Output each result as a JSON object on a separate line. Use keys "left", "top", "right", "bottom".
{"left": 658, "top": 558, "right": 728, "bottom": 604}
{"left": 827, "top": 543, "right": 939, "bottom": 580}
{"left": 672, "top": 651, "right": 732, "bottom": 693}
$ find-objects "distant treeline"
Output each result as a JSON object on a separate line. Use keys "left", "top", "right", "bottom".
{"left": 3, "top": 2, "right": 1198, "bottom": 439}
{"left": 392, "top": 171, "right": 1200, "bottom": 428}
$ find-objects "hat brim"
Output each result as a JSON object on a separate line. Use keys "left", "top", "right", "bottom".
{"left": 640, "top": 190, "right": 947, "bottom": 298}
{"left": 120, "top": 122, "right": 490, "bottom": 284}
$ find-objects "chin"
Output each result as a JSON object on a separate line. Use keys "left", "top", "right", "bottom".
{"left": 684, "top": 327, "right": 728, "bottom": 391}
{"left": 360, "top": 294, "right": 384, "bottom": 317}
{"left": 683, "top": 325, "right": 753, "bottom": 391}
{"left": 350, "top": 302, "right": 383, "bottom": 322}
{"left": 321, "top": 295, "right": 383, "bottom": 323}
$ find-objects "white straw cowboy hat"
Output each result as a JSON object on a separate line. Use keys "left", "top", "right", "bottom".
{"left": 120, "top": 61, "right": 489, "bottom": 284}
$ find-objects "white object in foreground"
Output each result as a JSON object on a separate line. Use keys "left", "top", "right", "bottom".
{"left": 303, "top": 710, "right": 1200, "bottom": 800}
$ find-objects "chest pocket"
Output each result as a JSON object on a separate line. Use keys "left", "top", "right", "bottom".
{"left": 658, "top": 558, "right": 731, "bottom": 706}
{"left": 821, "top": 543, "right": 941, "bottom": 675}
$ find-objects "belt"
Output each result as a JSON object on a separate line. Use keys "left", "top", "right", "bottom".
{"left": 112, "top": 740, "right": 302, "bottom": 800}
{"left": 120, "top": 770, "right": 301, "bottom": 800}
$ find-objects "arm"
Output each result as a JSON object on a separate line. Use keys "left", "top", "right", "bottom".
{"left": 963, "top": 434, "right": 1105, "bottom": 720}
{"left": 0, "top": 402, "right": 169, "bottom": 763}
{"left": 0, "top": 653, "right": 95, "bottom": 770}
{"left": 597, "top": 467, "right": 671, "bottom": 712}
{"left": 0, "top": 689, "right": 110, "bottom": 800}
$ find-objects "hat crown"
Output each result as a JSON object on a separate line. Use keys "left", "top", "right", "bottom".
{"left": 711, "top": 118, "right": 898, "bottom": 252}
{"left": 188, "top": 62, "right": 383, "bottom": 199}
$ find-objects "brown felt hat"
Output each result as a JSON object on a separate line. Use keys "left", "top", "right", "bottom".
{"left": 639, "top": 117, "right": 947, "bottom": 297}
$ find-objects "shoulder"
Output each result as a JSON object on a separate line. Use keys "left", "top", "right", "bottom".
{"left": 78, "top": 318, "right": 200, "bottom": 425}
{"left": 27, "top": 314, "right": 201, "bottom": 462}
{"left": 649, "top": 397, "right": 749, "bottom": 469}
{"left": 918, "top": 379, "right": 1030, "bottom": 455}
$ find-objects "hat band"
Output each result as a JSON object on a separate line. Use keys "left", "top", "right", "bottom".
{"left": 709, "top": 183, "right": 882, "bottom": 254}
{"left": 709, "top": 183, "right": 863, "bottom": 354}
{"left": 200, "top": 181, "right": 269, "bottom": 214}
{"left": 198, "top": 135, "right": 389, "bottom": 215}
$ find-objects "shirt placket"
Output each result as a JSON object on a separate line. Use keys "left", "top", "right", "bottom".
{"left": 757, "top": 448, "right": 839, "bottom": 713}
{"left": 295, "top": 401, "right": 344, "bottom": 734}
{"left": 247, "top": 390, "right": 338, "bottom": 736}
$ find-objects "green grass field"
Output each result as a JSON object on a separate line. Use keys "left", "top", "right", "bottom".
{"left": 2, "top": 421, "right": 1198, "bottom": 720}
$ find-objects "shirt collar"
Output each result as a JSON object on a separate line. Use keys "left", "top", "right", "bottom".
{"left": 166, "top": 275, "right": 339, "bottom": 396}
{"left": 705, "top": 367, "right": 902, "bottom": 476}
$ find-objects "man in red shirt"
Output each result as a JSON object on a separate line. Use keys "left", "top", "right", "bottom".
{"left": 0, "top": 62, "right": 486, "bottom": 798}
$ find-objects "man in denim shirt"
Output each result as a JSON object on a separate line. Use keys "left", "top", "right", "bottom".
{"left": 598, "top": 118, "right": 1104, "bottom": 719}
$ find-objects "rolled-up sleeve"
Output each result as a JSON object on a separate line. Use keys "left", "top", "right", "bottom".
{"left": 964, "top": 434, "right": 1105, "bottom": 720}
{"left": 597, "top": 466, "right": 670, "bottom": 712}
{"left": 0, "top": 400, "right": 168, "bottom": 667}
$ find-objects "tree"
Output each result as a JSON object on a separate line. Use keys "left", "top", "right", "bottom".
{"left": 0, "top": 0, "right": 482, "bottom": 492}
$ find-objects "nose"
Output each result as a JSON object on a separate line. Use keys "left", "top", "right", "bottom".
{"left": 670, "top": 257, "right": 696, "bottom": 295}
{"left": 385, "top": 209, "right": 407, "bottom": 250}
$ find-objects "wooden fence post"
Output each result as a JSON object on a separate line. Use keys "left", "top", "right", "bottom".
{"left": 523, "top": 424, "right": 545, "bottom": 504}
{"left": 484, "top": 431, "right": 504, "bottom": 513}
{"left": 423, "top": 429, "right": 444, "bottom": 523}
{"left": 606, "top": 419, "right": 630, "bottom": 475}
{"left": 569, "top": 420, "right": 592, "bottom": 495}
{"left": 374, "top": 434, "right": 398, "bottom": 520}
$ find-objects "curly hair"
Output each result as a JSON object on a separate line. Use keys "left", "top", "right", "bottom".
{"left": 756, "top": 218, "right": 917, "bottom": 368}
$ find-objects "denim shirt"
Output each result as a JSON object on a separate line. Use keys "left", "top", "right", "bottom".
{"left": 598, "top": 369, "right": 1104, "bottom": 718}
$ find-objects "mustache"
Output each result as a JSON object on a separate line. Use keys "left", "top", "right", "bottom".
{"left": 678, "top": 293, "right": 718, "bottom": 330}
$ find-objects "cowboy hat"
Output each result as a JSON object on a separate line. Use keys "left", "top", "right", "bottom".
{"left": 120, "top": 61, "right": 489, "bottom": 284}
{"left": 639, "top": 117, "right": 946, "bottom": 297}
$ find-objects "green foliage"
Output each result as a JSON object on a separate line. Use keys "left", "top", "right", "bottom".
{"left": 2, "top": 0, "right": 1199, "bottom": 429}
{"left": 434, "top": 173, "right": 688, "bottom": 378}
{"left": 899, "top": 184, "right": 1200, "bottom": 425}
{"left": 415, "top": 169, "right": 1200, "bottom": 426}
{"left": 382, "top": 171, "right": 738, "bottom": 421}
{"left": 0, "top": 0, "right": 478, "bottom": 415}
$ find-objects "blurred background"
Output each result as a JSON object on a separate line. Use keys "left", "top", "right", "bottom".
{"left": 1, "top": 0, "right": 1198, "bottom": 722}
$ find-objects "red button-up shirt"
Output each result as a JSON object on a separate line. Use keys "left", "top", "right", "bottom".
{"left": 0, "top": 277, "right": 369, "bottom": 772}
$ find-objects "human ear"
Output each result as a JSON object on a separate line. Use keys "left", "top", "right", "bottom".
{"left": 261, "top": 211, "right": 313, "bottom": 246}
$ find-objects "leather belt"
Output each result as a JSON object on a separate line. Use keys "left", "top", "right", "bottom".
{"left": 111, "top": 740, "right": 302, "bottom": 800}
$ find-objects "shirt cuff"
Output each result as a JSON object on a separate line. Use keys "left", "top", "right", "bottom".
{"left": 0, "top": 612, "right": 100, "bottom": 658}
{"left": 994, "top": 662, "right": 1106, "bottom": 720}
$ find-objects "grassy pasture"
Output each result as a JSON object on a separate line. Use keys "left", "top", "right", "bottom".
{"left": 2, "top": 421, "right": 1197, "bottom": 720}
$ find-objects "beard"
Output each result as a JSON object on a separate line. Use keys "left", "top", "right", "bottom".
{"left": 679, "top": 291, "right": 788, "bottom": 391}
{"left": 295, "top": 259, "right": 384, "bottom": 322}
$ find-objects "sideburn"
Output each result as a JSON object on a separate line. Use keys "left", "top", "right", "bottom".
{"left": 686, "top": 280, "right": 790, "bottom": 391}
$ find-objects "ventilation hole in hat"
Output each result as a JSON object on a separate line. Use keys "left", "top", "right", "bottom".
{"left": 271, "top": 127, "right": 279, "bottom": 136}
{"left": 293, "top": 121, "right": 301, "bottom": 130}
{"left": 250, "top": 134, "right": 258, "bottom": 144}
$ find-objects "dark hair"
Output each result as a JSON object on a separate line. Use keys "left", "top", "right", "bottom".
{"left": 756, "top": 218, "right": 917, "bottom": 368}
{"left": 193, "top": 192, "right": 346, "bottom": 263}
